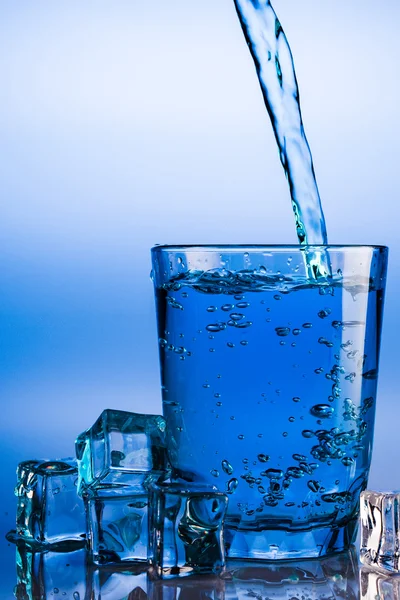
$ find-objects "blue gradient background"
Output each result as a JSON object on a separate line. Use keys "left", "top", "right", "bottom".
{"left": 0, "top": 0, "right": 399, "bottom": 594}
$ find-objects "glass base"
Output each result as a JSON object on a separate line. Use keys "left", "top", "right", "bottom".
{"left": 224, "top": 519, "right": 358, "bottom": 560}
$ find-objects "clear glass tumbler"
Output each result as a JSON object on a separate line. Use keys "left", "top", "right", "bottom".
{"left": 151, "top": 245, "right": 388, "bottom": 560}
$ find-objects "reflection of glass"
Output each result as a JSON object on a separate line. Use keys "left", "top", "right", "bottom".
{"left": 222, "top": 549, "right": 360, "bottom": 599}
{"left": 152, "top": 245, "right": 388, "bottom": 560}
{"left": 14, "top": 545, "right": 359, "bottom": 599}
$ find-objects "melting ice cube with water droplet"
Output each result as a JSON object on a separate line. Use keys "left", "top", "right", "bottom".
{"left": 13, "top": 458, "right": 86, "bottom": 548}
{"left": 148, "top": 482, "right": 228, "bottom": 578}
{"left": 360, "top": 489, "right": 400, "bottom": 573}
{"left": 75, "top": 409, "right": 171, "bottom": 565}
{"left": 75, "top": 409, "right": 170, "bottom": 496}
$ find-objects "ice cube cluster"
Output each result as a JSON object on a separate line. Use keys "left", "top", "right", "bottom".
{"left": 10, "top": 408, "right": 228, "bottom": 579}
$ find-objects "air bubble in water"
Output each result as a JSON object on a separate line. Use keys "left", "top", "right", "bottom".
{"left": 293, "top": 397, "right": 301, "bottom": 403}
{"left": 206, "top": 323, "right": 226, "bottom": 333}
{"left": 345, "top": 372, "right": 356, "bottom": 383}
{"left": 207, "top": 306, "right": 217, "bottom": 313}
{"left": 236, "top": 302, "right": 250, "bottom": 309}
{"left": 240, "top": 340, "right": 249, "bottom": 346}
{"left": 211, "top": 469, "right": 219, "bottom": 478}
{"left": 258, "top": 454, "right": 270, "bottom": 463}
{"left": 221, "top": 304, "right": 234, "bottom": 312}
{"left": 226, "top": 478, "right": 239, "bottom": 494}
{"left": 293, "top": 454, "right": 306, "bottom": 462}
{"left": 174, "top": 346, "right": 186, "bottom": 355}
{"left": 227, "top": 342, "right": 235, "bottom": 348}
{"left": 230, "top": 313, "right": 244, "bottom": 321}
{"left": 342, "top": 457, "right": 354, "bottom": 467}
{"left": 286, "top": 467, "right": 304, "bottom": 479}
{"left": 274, "top": 294, "right": 282, "bottom": 301}
{"left": 307, "top": 480, "right": 320, "bottom": 493}
{"left": 222, "top": 460, "right": 234, "bottom": 475}
{"left": 235, "top": 321, "right": 253, "bottom": 329}
{"left": 314, "top": 368, "right": 324, "bottom": 375}
{"left": 302, "top": 322, "right": 312, "bottom": 329}
{"left": 310, "top": 404, "right": 334, "bottom": 418}
{"left": 238, "top": 434, "right": 245, "bottom": 440}
{"left": 292, "top": 329, "right": 301, "bottom": 336}
{"left": 275, "top": 327, "right": 290, "bottom": 337}
{"left": 302, "top": 430, "right": 314, "bottom": 438}
{"left": 318, "top": 309, "right": 331, "bottom": 319}
{"left": 318, "top": 337, "right": 334, "bottom": 348}
{"left": 166, "top": 297, "right": 184, "bottom": 310}
{"left": 264, "top": 469, "right": 284, "bottom": 479}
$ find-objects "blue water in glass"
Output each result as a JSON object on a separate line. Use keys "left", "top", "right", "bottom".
{"left": 154, "top": 255, "right": 386, "bottom": 559}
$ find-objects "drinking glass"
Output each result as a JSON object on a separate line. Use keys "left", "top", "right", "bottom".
{"left": 151, "top": 245, "right": 388, "bottom": 560}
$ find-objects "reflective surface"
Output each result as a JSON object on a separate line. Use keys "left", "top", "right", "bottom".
{"left": 7, "top": 542, "right": 360, "bottom": 600}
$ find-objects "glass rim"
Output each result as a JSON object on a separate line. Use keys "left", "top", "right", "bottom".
{"left": 151, "top": 244, "right": 388, "bottom": 252}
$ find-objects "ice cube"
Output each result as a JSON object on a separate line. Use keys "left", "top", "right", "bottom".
{"left": 86, "top": 490, "right": 149, "bottom": 565}
{"left": 75, "top": 410, "right": 169, "bottom": 496}
{"left": 360, "top": 567, "right": 400, "bottom": 600}
{"left": 89, "top": 563, "right": 149, "bottom": 599}
{"left": 148, "top": 483, "right": 228, "bottom": 578}
{"left": 360, "top": 490, "right": 400, "bottom": 573}
{"left": 15, "top": 545, "right": 87, "bottom": 600}
{"left": 14, "top": 458, "right": 86, "bottom": 548}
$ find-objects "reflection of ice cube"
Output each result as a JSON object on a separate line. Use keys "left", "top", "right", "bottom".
{"left": 15, "top": 545, "right": 87, "bottom": 600}
{"left": 75, "top": 410, "right": 169, "bottom": 496}
{"left": 222, "top": 549, "right": 359, "bottom": 599}
{"left": 148, "top": 573, "right": 225, "bottom": 599}
{"left": 360, "top": 490, "right": 400, "bottom": 573}
{"left": 360, "top": 567, "right": 400, "bottom": 600}
{"left": 86, "top": 493, "right": 149, "bottom": 565}
{"left": 149, "top": 483, "right": 228, "bottom": 578}
{"left": 14, "top": 458, "right": 86, "bottom": 548}
{"left": 89, "top": 564, "right": 149, "bottom": 599}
